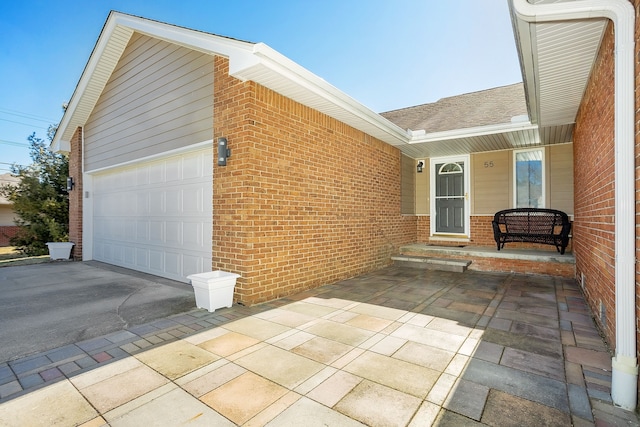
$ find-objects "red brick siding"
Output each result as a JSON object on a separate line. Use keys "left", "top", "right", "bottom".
{"left": 465, "top": 256, "right": 574, "bottom": 277}
{"left": 416, "top": 214, "right": 573, "bottom": 252}
{"left": 470, "top": 216, "right": 495, "bottom": 246}
{"left": 417, "top": 216, "right": 430, "bottom": 242}
{"left": 574, "top": 17, "right": 617, "bottom": 349}
{"left": 0, "top": 225, "right": 19, "bottom": 246}
{"left": 68, "top": 127, "right": 83, "bottom": 260}
{"left": 212, "top": 57, "right": 417, "bottom": 305}
{"left": 573, "top": 1, "right": 639, "bottom": 377}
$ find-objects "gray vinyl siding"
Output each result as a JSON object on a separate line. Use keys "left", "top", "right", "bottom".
{"left": 84, "top": 33, "right": 214, "bottom": 171}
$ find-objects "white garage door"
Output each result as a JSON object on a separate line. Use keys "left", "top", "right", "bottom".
{"left": 92, "top": 147, "right": 212, "bottom": 282}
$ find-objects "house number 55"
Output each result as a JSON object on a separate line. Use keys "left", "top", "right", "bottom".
{"left": 484, "top": 161, "right": 494, "bottom": 168}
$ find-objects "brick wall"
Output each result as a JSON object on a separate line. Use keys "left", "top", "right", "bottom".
{"left": 0, "top": 225, "right": 18, "bottom": 246}
{"left": 574, "top": 17, "right": 616, "bottom": 349}
{"left": 573, "top": 2, "right": 634, "bottom": 367}
{"left": 417, "top": 216, "right": 430, "bottom": 242}
{"left": 212, "top": 56, "right": 417, "bottom": 305}
{"left": 68, "top": 127, "right": 83, "bottom": 260}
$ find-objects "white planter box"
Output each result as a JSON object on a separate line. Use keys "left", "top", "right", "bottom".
{"left": 46, "top": 242, "right": 75, "bottom": 260}
{"left": 187, "top": 271, "right": 240, "bottom": 312}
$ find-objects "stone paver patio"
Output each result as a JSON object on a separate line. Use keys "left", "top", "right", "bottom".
{"left": 0, "top": 266, "right": 638, "bottom": 426}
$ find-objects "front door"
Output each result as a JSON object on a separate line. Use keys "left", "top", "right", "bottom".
{"left": 431, "top": 156, "right": 469, "bottom": 236}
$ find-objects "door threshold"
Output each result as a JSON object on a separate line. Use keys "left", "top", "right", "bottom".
{"left": 430, "top": 235, "right": 470, "bottom": 242}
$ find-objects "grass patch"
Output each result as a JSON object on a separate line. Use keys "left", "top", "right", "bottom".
{"left": 0, "top": 247, "right": 21, "bottom": 260}
{"left": 0, "top": 247, "right": 51, "bottom": 267}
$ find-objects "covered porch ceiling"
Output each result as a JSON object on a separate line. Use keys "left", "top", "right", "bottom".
{"left": 393, "top": 0, "right": 608, "bottom": 160}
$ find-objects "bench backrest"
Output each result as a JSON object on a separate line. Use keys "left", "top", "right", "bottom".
{"left": 493, "top": 208, "right": 569, "bottom": 234}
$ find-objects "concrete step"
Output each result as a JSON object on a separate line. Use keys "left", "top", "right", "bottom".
{"left": 391, "top": 255, "right": 471, "bottom": 273}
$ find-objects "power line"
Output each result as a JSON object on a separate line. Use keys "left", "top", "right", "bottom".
{"left": 0, "top": 139, "right": 30, "bottom": 147}
{"left": 0, "top": 107, "right": 58, "bottom": 124}
{"left": 0, "top": 117, "right": 49, "bottom": 130}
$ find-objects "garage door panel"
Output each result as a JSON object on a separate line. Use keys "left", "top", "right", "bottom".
{"left": 136, "top": 168, "right": 149, "bottom": 185}
{"left": 166, "top": 190, "right": 181, "bottom": 214}
{"left": 183, "top": 156, "right": 202, "bottom": 180}
{"left": 150, "top": 250, "right": 163, "bottom": 272}
{"left": 165, "top": 252, "right": 180, "bottom": 275}
{"left": 92, "top": 147, "right": 212, "bottom": 282}
{"left": 183, "top": 187, "right": 203, "bottom": 213}
{"left": 149, "top": 163, "right": 164, "bottom": 183}
{"left": 183, "top": 222, "right": 203, "bottom": 248}
{"left": 166, "top": 158, "right": 182, "bottom": 181}
{"left": 124, "top": 220, "right": 135, "bottom": 241}
{"left": 124, "top": 246, "right": 135, "bottom": 267}
{"left": 183, "top": 254, "right": 203, "bottom": 278}
{"left": 136, "top": 248, "right": 149, "bottom": 269}
{"left": 113, "top": 245, "right": 124, "bottom": 264}
{"left": 149, "top": 191, "right": 163, "bottom": 212}
{"left": 165, "top": 221, "right": 181, "bottom": 245}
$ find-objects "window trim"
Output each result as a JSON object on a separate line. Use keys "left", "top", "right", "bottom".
{"left": 513, "top": 148, "right": 546, "bottom": 208}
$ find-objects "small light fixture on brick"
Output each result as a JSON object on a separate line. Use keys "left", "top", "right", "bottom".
{"left": 417, "top": 160, "right": 424, "bottom": 173}
{"left": 66, "top": 176, "right": 74, "bottom": 191}
{"left": 217, "top": 137, "right": 231, "bottom": 166}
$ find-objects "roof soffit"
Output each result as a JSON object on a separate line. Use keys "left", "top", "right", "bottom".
{"left": 509, "top": 0, "right": 608, "bottom": 127}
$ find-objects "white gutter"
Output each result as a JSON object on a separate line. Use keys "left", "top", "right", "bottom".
{"left": 512, "top": 0, "right": 636, "bottom": 411}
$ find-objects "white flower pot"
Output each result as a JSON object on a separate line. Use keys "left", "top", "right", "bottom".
{"left": 187, "top": 271, "right": 240, "bottom": 312}
{"left": 46, "top": 242, "right": 75, "bottom": 260}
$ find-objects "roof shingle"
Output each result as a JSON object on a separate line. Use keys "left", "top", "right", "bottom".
{"left": 380, "top": 83, "right": 527, "bottom": 133}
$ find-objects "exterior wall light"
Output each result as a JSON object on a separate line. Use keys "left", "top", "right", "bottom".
{"left": 417, "top": 161, "right": 424, "bottom": 173}
{"left": 217, "top": 137, "right": 231, "bottom": 166}
{"left": 66, "top": 177, "right": 75, "bottom": 191}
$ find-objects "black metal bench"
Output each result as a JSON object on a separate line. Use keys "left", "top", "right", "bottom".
{"left": 492, "top": 208, "right": 571, "bottom": 254}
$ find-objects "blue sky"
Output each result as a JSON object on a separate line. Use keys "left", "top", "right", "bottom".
{"left": 0, "top": 0, "right": 521, "bottom": 172}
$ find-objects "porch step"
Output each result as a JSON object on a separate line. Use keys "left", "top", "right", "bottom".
{"left": 391, "top": 255, "right": 471, "bottom": 273}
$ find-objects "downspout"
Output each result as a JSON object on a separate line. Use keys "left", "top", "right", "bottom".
{"left": 512, "top": 0, "right": 637, "bottom": 411}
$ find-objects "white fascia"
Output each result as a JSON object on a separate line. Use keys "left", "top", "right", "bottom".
{"left": 51, "top": 11, "right": 412, "bottom": 155}
{"left": 110, "top": 13, "right": 256, "bottom": 57}
{"left": 110, "top": 13, "right": 266, "bottom": 80}
{"left": 512, "top": 0, "right": 636, "bottom": 411}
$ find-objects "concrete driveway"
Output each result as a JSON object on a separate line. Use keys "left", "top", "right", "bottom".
{"left": 0, "top": 261, "right": 196, "bottom": 363}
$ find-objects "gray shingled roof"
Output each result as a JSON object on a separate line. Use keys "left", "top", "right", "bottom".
{"left": 380, "top": 83, "right": 527, "bottom": 133}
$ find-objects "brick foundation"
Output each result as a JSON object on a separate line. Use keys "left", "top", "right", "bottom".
{"left": 417, "top": 214, "right": 573, "bottom": 253}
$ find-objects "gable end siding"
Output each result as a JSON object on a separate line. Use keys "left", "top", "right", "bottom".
{"left": 84, "top": 33, "right": 214, "bottom": 171}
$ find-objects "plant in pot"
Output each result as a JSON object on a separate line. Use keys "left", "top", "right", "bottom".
{"left": 45, "top": 218, "right": 74, "bottom": 260}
